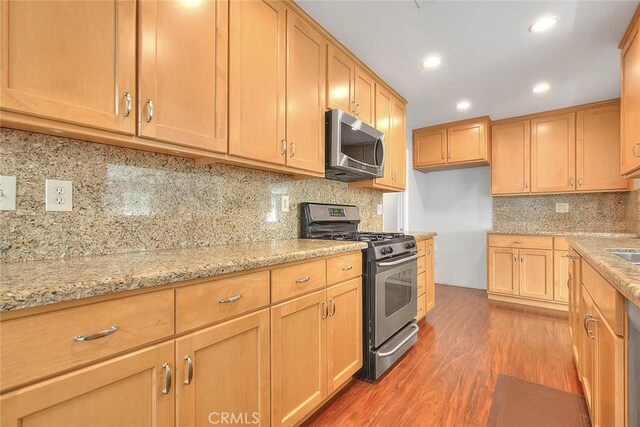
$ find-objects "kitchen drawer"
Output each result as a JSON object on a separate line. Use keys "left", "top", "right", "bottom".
{"left": 0, "top": 289, "right": 174, "bottom": 392}
{"left": 581, "top": 261, "right": 625, "bottom": 337}
{"left": 417, "top": 256, "right": 426, "bottom": 275}
{"left": 176, "top": 271, "right": 270, "bottom": 333}
{"left": 271, "top": 259, "right": 327, "bottom": 303}
{"left": 417, "top": 271, "right": 426, "bottom": 296}
{"left": 554, "top": 237, "right": 570, "bottom": 251}
{"left": 416, "top": 293, "right": 426, "bottom": 321}
{"left": 488, "top": 234, "right": 553, "bottom": 250}
{"left": 417, "top": 240, "right": 426, "bottom": 257}
{"left": 327, "top": 252, "right": 362, "bottom": 285}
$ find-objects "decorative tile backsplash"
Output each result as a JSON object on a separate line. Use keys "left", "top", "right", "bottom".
{"left": 0, "top": 129, "right": 382, "bottom": 263}
{"left": 493, "top": 191, "right": 636, "bottom": 234}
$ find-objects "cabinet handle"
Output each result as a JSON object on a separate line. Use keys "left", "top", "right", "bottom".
{"left": 448, "top": 152, "right": 452, "bottom": 160}
{"left": 295, "top": 276, "right": 311, "bottom": 283}
{"left": 355, "top": 103, "right": 360, "bottom": 116}
{"left": 123, "top": 92, "right": 132, "bottom": 117}
{"left": 441, "top": 152, "right": 445, "bottom": 160}
{"left": 578, "top": 177, "right": 583, "bottom": 186}
{"left": 280, "top": 139, "right": 287, "bottom": 155}
{"left": 74, "top": 325, "right": 118, "bottom": 342}
{"left": 513, "top": 241, "right": 524, "bottom": 244}
{"left": 513, "top": 254, "right": 517, "bottom": 262}
{"left": 290, "top": 142, "right": 296, "bottom": 157}
{"left": 569, "top": 177, "right": 575, "bottom": 186}
{"left": 322, "top": 301, "right": 328, "bottom": 319}
{"left": 351, "top": 100, "right": 356, "bottom": 114}
{"left": 329, "top": 299, "right": 336, "bottom": 316}
{"left": 520, "top": 255, "right": 524, "bottom": 262}
{"left": 633, "top": 142, "right": 640, "bottom": 157}
{"left": 583, "top": 314, "right": 597, "bottom": 339}
{"left": 183, "top": 356, "right": 193, "bottom": 385}
{"left": 162, "top": 363, "right": 172, "bottom": 395}
{"left": 524, "top": 181, "right": 528, "bottom": 190}
{"left": 218, "top": 295, "right": 242, "bottom": 304}
{"left": 145, "top": 99, "right": 154, "bottom": 122}
{"left": 341, "top": 265, "right": 353, "bottom": 271}
{"left": 566, "top": 273, "right": 573, "bottom": 290}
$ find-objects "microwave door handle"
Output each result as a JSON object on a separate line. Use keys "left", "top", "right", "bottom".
{"left": 375, "top": 137, "right": 385, "bottom": 168}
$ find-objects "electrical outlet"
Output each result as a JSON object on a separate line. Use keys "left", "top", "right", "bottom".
{"left": 555, "top": 202, "right": 569, "bottom": 213}
{"left": 0, "top": 175, "right": 17, "bottom": 211}
{"left": 376, "top": 204, "right": 383, "bottom": 215}
{"left": 281, "top": 195, "right": 290, "bottom": 212}
{"left": 46, "top": 179, "right": 73, "bottom": 212}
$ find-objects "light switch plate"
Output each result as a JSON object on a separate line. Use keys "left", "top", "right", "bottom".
{"left": 0, "top": 175, "right": 17, "bottom": 211}
{"left": 281, "top": 195, "right": 290, "bottom": 212}
{"left": 377, "top": 204, "right": 383, "bottom": 215}
{"left": 46, "top": 179, "right": 73, "bottom": 212}
{"left": 555, "top": 202, "right": 569, "bottom": 213}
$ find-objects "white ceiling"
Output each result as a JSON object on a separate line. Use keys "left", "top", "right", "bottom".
{"left": 298, "top": 0, "right": 639, "bottom": 129}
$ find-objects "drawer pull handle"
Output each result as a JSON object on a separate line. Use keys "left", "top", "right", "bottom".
{"left": 341, "top": 266, "right": 353, "bottom": 271}
{"left": 295, "top": 276, "right": 311, "bottom": 283}
{"left": 566, "top": 275, "right": 573, "bottom": 290}
{"left": 183, "top": 356, "right": 193, "bottom": 385}
{"left": 561, "top": 255, "right": 579, "bottom": 260}
{"left": 513, "top": 241, "right": 524, "bottom": 244}
{"left": 584, "top": 315, "right": 597, "bottom": 339}
{"left": 329, "top": 299, "right": 336, "bottom": 316}
{"left": 74, "top": 325, "right": 118, "bottom": 342}
{"left": 633, "top": 142, "right": 640, "bottom": 157}
{"left": 322, "top": 301, "right": 329, "bottom": 319}
{"left": 162, "top": 363, "right": 172, "bottom": 395}
{"left": 145, "top": 98, "right": 154, "bottom": 122}
{"left": 123, "top": 91, "right": 132, "bottom": 117}
{"left": 218, "top": 295, "right": 242, "bottom": 304}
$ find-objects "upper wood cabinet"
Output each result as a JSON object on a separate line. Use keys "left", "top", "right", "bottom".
{"left": 413, "top": 116, "right": 491, "bottom": 172}
{"left": 374, "top": 85, "right": 393, "bottom": 187}
{"left": 531, "top": 112, "right": 576, "bottom": 193}
{"left": 229, "top": 0, "right": 287, "bottom": 166}
{"left": 390, "top": 97, "right": 407, "bottom": 190}
{"left": 620, "top": 6, "right": 640, "bottom": 177}
{"left": 0, "top": 0, "right": 136, "bottom": 134}
{"left": 138, "top": 0, "right": 227, "bottom": 153}
{"left": 576, "top": 104, "right": 628, "bottom": 191}
{"left": 491, "top": 120, "right": 530, "bottom": 195}
{"left": 327, "top": 44, "right": 355, "bottom": 114}
{"left": 354, "top": 66, "right": 375, "bottom": 126}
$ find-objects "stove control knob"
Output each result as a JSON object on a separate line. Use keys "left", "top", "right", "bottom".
{"left": 381, "top": 246, "right": 393, "bottom": 255}
{"left": 405, "top": 242, "right": 416, "bottom": 249}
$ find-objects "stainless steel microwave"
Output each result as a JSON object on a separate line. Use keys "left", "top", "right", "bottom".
{"left": 325, "top": 109, "right": 385, "bottom": 182}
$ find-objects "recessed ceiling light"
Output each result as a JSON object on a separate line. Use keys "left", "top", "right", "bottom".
{"left": 529, "top": 16, "right": 559, "bottom": 33}
{"left": 456, "top": 100, "right": 471, "bottom": 111}
{"left": 422, "top": 55, "right": 441, "bottom": 70}
{"left": 532, "top": 82, "right": 550, "bottom": 94}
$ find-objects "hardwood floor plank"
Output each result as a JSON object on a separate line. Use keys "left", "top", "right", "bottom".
{"left": 305, "top": 284, "right": 581, "bottom": 427}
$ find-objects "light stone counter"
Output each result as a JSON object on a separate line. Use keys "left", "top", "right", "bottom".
{"left": 0, "top": 239, "right": 367, "bottom": 313}
{"left": 566, "top": 236, "right": 640, "bottom": 308}
{"left": 403, "top": 231, "right": 438, "bottom": 241}
{"left": 488, "top": 230, "right": 638, "bottom": 238}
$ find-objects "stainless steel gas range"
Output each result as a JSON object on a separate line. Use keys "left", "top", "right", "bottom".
{"left": 301, "top": 203, "right": 419, "bottom": 381}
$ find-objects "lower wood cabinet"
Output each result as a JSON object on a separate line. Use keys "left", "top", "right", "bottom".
{"left": 518, "top": 249, "right": 553, "bottom": 301}
{"left": 0, "top": 342, "right": 175, "bottom": 427}
{"left": 416, "top": 238, "right": 436, "bottom": 321}
{"left": 553, "top": 250, "right": 569, "bottom": 303}
{"left": 175, "top": 310, "right": 270, "bottom": 427}
{"left": 567, "top": 249, "right": 582, "bottom": 369}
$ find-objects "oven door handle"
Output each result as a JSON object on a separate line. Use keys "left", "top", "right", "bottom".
{"left": 378, "top": 254, "right": 419, "bottom": 267}
{"left": 377, "top": 324, "right": 419, "bottom": 358}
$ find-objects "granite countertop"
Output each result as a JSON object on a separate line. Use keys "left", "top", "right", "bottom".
{"left": 488, "top": 230, "right": 638, "bottom": 238}
{"left": 566, "top": 236, "right": 640, "bottom": 309}
{"left": 0, "top": 239, "right": 367, "bottom": 313}
{"left": 403, "top": 231, "right": 438, "bottom": 240}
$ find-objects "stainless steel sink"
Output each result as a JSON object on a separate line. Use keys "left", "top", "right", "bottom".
{"left": 607, "top": 249, "right": 640, "bottom": 265}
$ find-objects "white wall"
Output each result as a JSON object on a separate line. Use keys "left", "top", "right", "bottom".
{"left": 407, "top": 167, "right": 493, "bottom": 290}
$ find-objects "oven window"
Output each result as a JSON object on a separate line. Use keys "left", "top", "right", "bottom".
{"left": 340, "top": 122, "right": 383, "bottom": 167}
{"left": 385, "top": 268, "right": 413, "bottom": 317}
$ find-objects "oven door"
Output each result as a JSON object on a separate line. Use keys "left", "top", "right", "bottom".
{"left": 373, "top": 254, "right": 418, "bottom": 348}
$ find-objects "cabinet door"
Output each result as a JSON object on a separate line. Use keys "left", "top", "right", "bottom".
{"left": 519, "top": 249, "right": 553, "bottom": 301}
{"left": 285, "top": 10, "right": 325, "bottom": 174}
{"left": 413, "top": 128, "right": 447, "bottom": 167}
{"left": 569, "top": 251, "right": 582, "bottom": 372}
{"left": 531, "top": 113, "right": 576, "bottom": 193}
{"left": 354, "top": 66, "right": 375, "bottom": 126}
{"left": 271, "top": 290, "right": 327, "bottom": 427}
{"left": 374, "top": 85, "right": 394, "bottom": 187}
{"left": 326, "top": 278, "right": 362, "bottom": 394}
{"left": 491, "top": 120, "right": 530, "bottom": 195}
{"left": 175, "top": 310, "right": 270, "bottom": 427}
{"left": 425, "top": 239, "right": 435, "bottom": 312}
{"left": 621, "top": 25, "right": 640, "bottom": 176}
{"left": 391, "top": 97, "right": 407, "bottom": 190}
{"left": 594, "top": 307, "right": 625, "bottom": 427}
{"left": 0, "top": 342, "right": 174, "bottom": 427}
{"left": 0, "top": 0, "right": 136, "bottom": 134}
{"left": 326, "top": 45, "right": 354, "bottom": 113}
{"left": 576, "top": 104, "right": 628, "bottom": 191}
{"left": 487, "top": 247, "right": 519, "bottom": 296}
{"left": 581, "top": 289, "right": 596, "bottom": 415}
{"left": 138, "top": 0, "right": 227, "bottom": 152}
{"left": 553, "top": 250, "right": 569, "bottom": 303}
{"left": 447, "top": 120, "right": 487, "bottom": 163}
{"left": 229, "top": 0, "right": 286, "bottom": 165}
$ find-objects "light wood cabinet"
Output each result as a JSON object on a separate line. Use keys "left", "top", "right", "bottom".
{"left": 374, "top": 85, "right": 393, "bottom": 187}
{"left": 576, "top": 105, "right": 628, "bottom": 191}
{"left": 568, "top": 249, "right": 581, "bottom": 370}
{"left": 620, "top": 6, "right": 640, "bottom": 177}
{"left": 354, "top": 66, "right": 375, "bottom": 126}
{"left": 425, "top": 239, "right": 435, "bottom": 312}
{"left": 0, "top": 0, "right": 136, "bottom": 134}
{"left": 581, "top": 288, "right": 596, "bottom": 413}
{"left": 413, "top": 117, "right": 491, "bottom": 172}
{"left": 518, "top": 249, "right": 553, "bottom": 301}
{"left": 390, "top": 97, "right": 407, "bottom": 190}
{"left": 491, "top": 120, "right": 530, "bottom": 195}
{"left": 488, "top": 247, "right": 519, "bottom": 296}
{"left": 531, "top": 112, "right": 576, "bottom": 193}
{"left": 0, "top": 342, "right": 175, "bottom": 427}
{"left": 327, "top": 44, "right": 355, "bottom": 114}
{"left": 138, "top": 0, "right": 227, "bottom": 153}
{"left": 553, "top": 250, "right": 569, "bottom": 303}
{"left": 175, "top": 310, "right": 270, "bottom": 427}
